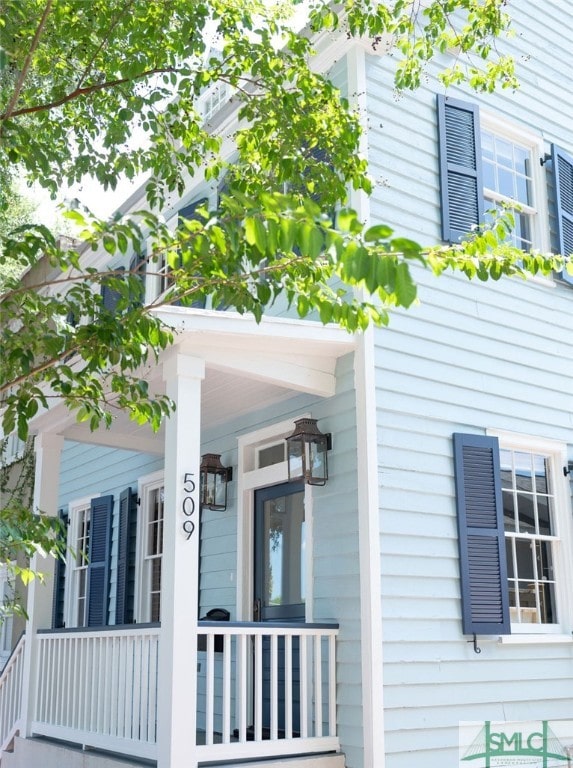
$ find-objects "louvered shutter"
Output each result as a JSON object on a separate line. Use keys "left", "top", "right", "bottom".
{"left": 128, "top": 252, "right": 147, "bottom": 304}
{"left": 115, "top": 488, "right": 138, "bottom": 625}
{"left": 453, "top": 433, "right": 511, "bottom": 635}
{"left": 101, "top": 266, "right": 125, "bottom": 313}
{"left": 551, "top": 144, "right": 573, "bottom": 285}
{"left": 86, "top": 494, "right": 113, "bottom": 627}
{"left": 437, "top": 96, "right": 485, "bottom": 243}
{"left": 51, "top": 509, "right": 68, "bottom": 629}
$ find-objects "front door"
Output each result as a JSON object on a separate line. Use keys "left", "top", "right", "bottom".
{"left": 254, "top": 481, "right": 305, "bottom": 735}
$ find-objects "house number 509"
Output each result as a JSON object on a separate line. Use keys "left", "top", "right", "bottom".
{"left": 182, "top": 473, "right": 197, "bottom": 539}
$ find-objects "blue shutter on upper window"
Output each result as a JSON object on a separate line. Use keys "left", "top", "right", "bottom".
{"left": 437, "top": 96, "right": 485, "bottom": 243}
{"left": 178, "top": 198, "right": 208, "bottom": 308}
{"left": 128, "top": 252, "right": 147, "bottom": 304}
{"left": 100, "top": 266, "right": 125, "bottom": 313}
{"left": 87, "top": 494, "right": 113, "bottom": 627}
{"left": 115, "top": 487, "right": 138, "bottom": 625}
{"left": 551, "top": 144, "right": 573, "bottom": 285}
{"left": 453, "top": 433, "right": 511, "bottom": 636}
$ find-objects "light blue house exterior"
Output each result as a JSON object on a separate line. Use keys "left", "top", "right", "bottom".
{"left": 1, "top": 2, "right": 572, "bottom": 768}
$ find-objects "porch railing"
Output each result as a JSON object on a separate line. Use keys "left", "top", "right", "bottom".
{"left": 195, "top": 621, "right": 339, "bottom": 762}
{"left": 31, "top": 621, "right": 338, "bottom": 763}
{"left": 0, "top": 634, "right": 25, "bottom": 754}
{"left": 33, "top": 625, "right": 160, "bottom": 760}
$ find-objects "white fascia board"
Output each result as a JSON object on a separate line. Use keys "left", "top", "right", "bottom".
{"left": 154, "top": 306, "right": 356, "bottom": 354}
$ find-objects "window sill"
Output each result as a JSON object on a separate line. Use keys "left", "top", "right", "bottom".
{"left": 498, "top": 633, "right": 573, "bottom": 645}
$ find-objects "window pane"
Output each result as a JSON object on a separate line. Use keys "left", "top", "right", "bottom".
{"left": 516, "top": 493, "right": 535, "bottom": 534}
{"left": 483, "top": 160, "right": 496, "bottom": 190}
{"left": 505, "top": 538, "right": 514, "bottom": 578}
{"left": 503, "top": 491, "right": 516, "bottom": 532}
{"left": 539, "top": 582, "right": 557, "bottom": 624}
{"left": 517, "top": 583, "right": 538, "bottom": 623}
{"left": 515, "top": 174, "right": 530, "bottom": 205}
{"left": 536, "top": 540, "right": 554, "bottom": 581}
{"left": 514, "top": 146, "right": 529, "bottom": 176}
{"left": 533, "top": 455, "right": 548, "bottom": 494}
{"left": 514, "top": 538, "right": 534, "bottom": 580}
{"left": 495, "top": 137, "right": 514, "bottom": 167}
{"left": 498, "top": 167, "right": 515, "bottom": 198}
{"left": 514, "top": 452, "right": 533, "bottom": 491}
{"left": 481, "top": 130, "right": 495, "bottom": 160}
{"left": 499, "top": 450, "right": 513, "bottom": 488}
{"left": 537, "top": 496, "right": 552, "bottom": 536}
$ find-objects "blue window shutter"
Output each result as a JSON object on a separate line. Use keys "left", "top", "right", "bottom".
{"left": 87, "top": 494, "right": 113, "bottom": 627}
{"left": 51, "top": 509, "right": 68, "bottom": 629}
{"left": 453, "top": 434, "right": 511, "bottom": 635}
{"left": 177, "top": 198, "right": 208, "bottom": 308}
{"left": 115, "top": 488, "right": 138, "bottom": 625}
{"left": 101, "top": 266, "right": 125, "bottom": 313}
{"left": 437, "top": 95, "right": 484, "bottom": 243}
{"left": 128, "top": 252, "right": 147, "bottom": 303}
{"left": 551, "top": 144, "right": 573, "bottom": 285}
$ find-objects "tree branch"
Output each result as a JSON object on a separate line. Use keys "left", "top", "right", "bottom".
{"left": 1, "top": 0, "right": 54, "bottom": 126}
{"left": 0, "top": 65, "right": 181, "bottom": 121}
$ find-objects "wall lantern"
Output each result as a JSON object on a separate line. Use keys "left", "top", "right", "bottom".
{"left": 286, "top": 418, "right": 331, "bottom": 486}
{"left": 200, "top": 454, "right": 232, "bottom": 510}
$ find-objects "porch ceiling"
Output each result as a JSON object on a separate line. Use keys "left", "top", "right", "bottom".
{"left": 29, "top": 310, "right": 356, "bottom": 454}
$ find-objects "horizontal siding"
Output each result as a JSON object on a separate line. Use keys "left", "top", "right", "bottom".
{"left": 58, "top": 442, "right": 163, "bottom": 625}
{"left": 375, "top": 271, "right": 573, "bottom": 767}
{"left": 366, "top": 2, "right": 573, "bottom": 764}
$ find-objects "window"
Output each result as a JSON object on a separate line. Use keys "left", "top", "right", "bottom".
{"left": 481, "top": 125, "right": 536, "bottom": 250}
{"left": 500, "top": 447, "right": 558, "bottom": 626}
{"left": 151, "top": 198, "right": 208, "bottom": 305}
{"left": 64, "top": 495, "right": 113, "bottom": 628}
{"left": 137, "top": 472, "right": 165, "bottom": 623}
{"left": 453, "top": 432, "right": 573, "bottom": 637}
{"left": 70, "top": 501, "right": 91, "bottom": 627}
{"left": 437, "top": 95, "right": 554, "bottom": 258}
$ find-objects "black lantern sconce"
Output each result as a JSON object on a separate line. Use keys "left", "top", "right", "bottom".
{"left": 286, "top": 418, "right": 332, "bottom": 486}
{"left": 200, "top": 454, "right": 233, "bottom": 510}
{"left": 564, "top": 461, "right": 573, "bottom": 478}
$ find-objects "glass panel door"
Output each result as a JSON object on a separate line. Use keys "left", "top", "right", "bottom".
{"left": 254, "top": 482, "right": 305, "bottom": 621}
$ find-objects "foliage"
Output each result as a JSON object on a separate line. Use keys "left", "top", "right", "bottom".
{"left": 0, "top": 0, "right": 570, "bottom": 443}
{"left": 0, "top": 439, "right": 66, "bottom": 619}
{"left": 0, "top": 182, "right": 37, "bottom": 290}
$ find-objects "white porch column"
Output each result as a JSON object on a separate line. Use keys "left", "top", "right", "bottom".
{"left": 158, "top": 352, "right": 205, "bottom": 768}
{"left": 21, "top": 432, "right": 64, "bottom": 736}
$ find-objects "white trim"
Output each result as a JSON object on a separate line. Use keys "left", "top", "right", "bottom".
{"left": 487, "top": 429, "right": 573, "bottom": 637}
{"left": 236, "top": 415, "right": 314, "bottom": 624}
{"left": 348, "top": 44, "right": 386, "bottom": 768}
{"left": 498, "top": 634, "right": 573, "bottom": 645}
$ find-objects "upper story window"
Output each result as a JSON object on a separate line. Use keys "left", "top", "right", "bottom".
{"left": 437, "top": 96, "right": 551, "bottom": 256}
{"left": 481, "top": 127, "right": 536, "bottom": 250}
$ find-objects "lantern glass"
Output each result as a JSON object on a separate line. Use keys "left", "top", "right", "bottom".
{"left": 200, "top": 454, "right": 230, "bottom": 510}
{"left": 286, "top": 418, "right": 329, "bottom": 486}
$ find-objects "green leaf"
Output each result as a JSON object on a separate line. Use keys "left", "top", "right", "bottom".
{"left": 364, "top": 224, "right": 393, "bottom": 242}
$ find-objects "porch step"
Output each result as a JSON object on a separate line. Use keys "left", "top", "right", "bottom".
{"left": 1, "top": 737, "right": 153, "bottom": 768}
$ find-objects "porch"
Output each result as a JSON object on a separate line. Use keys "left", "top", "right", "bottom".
{"left": 1, "top": 621, "right": 339, "bottom": 765}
